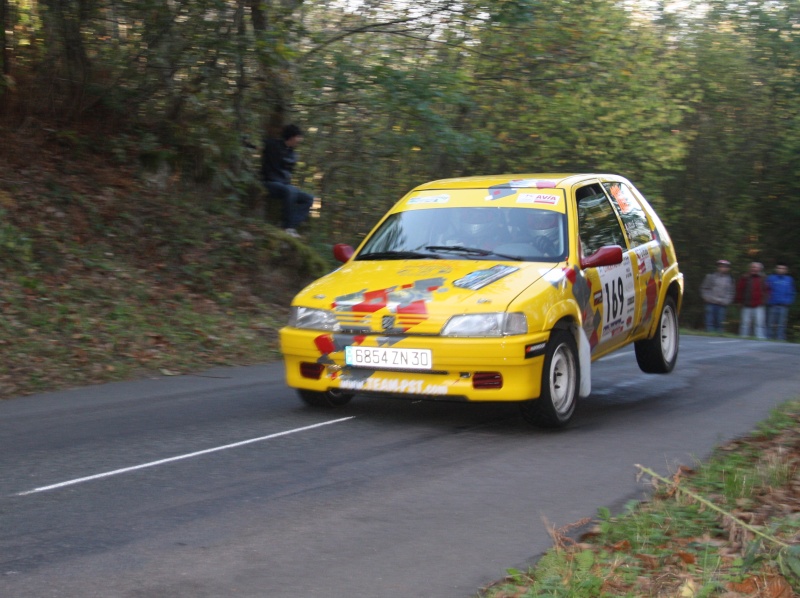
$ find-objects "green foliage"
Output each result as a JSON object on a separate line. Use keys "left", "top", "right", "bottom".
{"left": 779, "top": 545, "right": 800, "bottom": 586}
{"left": 2, "top": 0, "right": 800, "bottom": 329}
{"left": 0, "top": 209, "right": 34, "bottom": 267}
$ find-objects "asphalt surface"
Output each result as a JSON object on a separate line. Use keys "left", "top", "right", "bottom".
{"left": 2, "top": 335, "right": 799, "bottom": 597}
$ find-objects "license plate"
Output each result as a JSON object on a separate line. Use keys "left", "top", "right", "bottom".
{"left": 345, "top": 346, "right": 432, "bottom": 370}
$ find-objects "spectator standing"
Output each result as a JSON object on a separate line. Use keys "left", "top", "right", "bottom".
{"left": 766, "top": 262, "right": 796, "bottom": 341}
{"left": 700, "top": 259, "right": 735, "bottom": 333}
{"left": 735, "top": 262, "right": 769, "bottom": 339}
{"left": 261, "top": 124, "right": 314, "bottom": 238}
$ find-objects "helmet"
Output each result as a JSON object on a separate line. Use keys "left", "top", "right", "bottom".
{"left": 459, "top": 209, "right": 503, "bottom": 238}
{"left": 527, "top": 210, "right": 559, "bottom": 230}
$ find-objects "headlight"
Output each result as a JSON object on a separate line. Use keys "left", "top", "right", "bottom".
{"left": 441, "top": 312, "right": 527, "bottom": 337}
{"left": 289, "top": 307, "right": 340, "bottom": 331}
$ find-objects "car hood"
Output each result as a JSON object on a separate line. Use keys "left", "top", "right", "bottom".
{"left": 294, "top": 259, "right": 559, "bottom": 335}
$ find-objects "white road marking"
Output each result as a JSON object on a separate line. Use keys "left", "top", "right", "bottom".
{"left": 17, "top": 417, "right": 355, "bottom": 496}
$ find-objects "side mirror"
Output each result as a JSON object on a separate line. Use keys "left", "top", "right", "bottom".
{"left": 333, "top": 243, "right": 354, "bottom": 263}
{"left": 581, "top": 245, "right": 624, "bottom": 269}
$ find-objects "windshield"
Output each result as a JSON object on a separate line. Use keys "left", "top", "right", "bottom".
{"left": 357, "top": 207, "right": 567, "bottom": 262}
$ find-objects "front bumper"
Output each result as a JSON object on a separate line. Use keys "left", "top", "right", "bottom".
{"left": 279, "top": 327, "right": 550, "bottom": 402}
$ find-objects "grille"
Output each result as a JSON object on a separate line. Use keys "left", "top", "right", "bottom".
{"left": 334, "top": 311, "right": 435, "bottom": 334}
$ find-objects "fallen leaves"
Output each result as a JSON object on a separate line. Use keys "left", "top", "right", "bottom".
{"left": 480, "top": 409, "right": 800, "bottom": 598}
{"left": 726, "top": 574, "right": 794, "bottom": 597}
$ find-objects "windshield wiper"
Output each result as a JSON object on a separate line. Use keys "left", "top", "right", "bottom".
{"left": 356, "top": 250, "right": 440, "bottom": 261}
{"left": 424, "top": 245, "right": 525, "bottom": 261}
{"left": 425, "top": 245, "right": 491, "bottom": 255}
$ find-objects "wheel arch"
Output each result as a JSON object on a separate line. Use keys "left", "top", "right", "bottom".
{"left": 549, "top": 315, "right": 591, "bottom": 398}
{"left": 666, "top": 274, "right": 684, "bottom": 315}
{"left": 643, "top": 268, "right": 684, "bottom": 339}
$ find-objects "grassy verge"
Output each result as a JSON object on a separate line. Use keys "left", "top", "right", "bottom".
{"left": 0, "top": 258, "right": 287, "bottom": 396}
{"left": 0, "top": 213, "right": 330, "bottom": 398}
{"left": 479, "top": 400, "right": 800, "bottom": 597}
{"left": 0, "top": 126, "right": 333, "bottom": 399}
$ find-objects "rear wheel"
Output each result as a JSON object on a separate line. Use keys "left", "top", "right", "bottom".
{"left": 297, "top": 389, "right": 353, "bottom": 408}
{"left": 635, "top": 296, "right": 679, "bottom": 373}
{"left": 520, "top": 330, "right": 579, "bottom": 428}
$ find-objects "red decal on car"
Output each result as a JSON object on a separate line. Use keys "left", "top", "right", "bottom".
{"left": 314, "top": 335, "right": 336, "bottom": 355}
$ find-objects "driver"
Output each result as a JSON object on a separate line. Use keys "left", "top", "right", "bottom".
{"left": 524, "top": 210, "right": 561, "bottom": 255}
{"left": 457, "top": 208, "right": 509, "bottom": 249}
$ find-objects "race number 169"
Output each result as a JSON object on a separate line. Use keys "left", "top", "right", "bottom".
{"left": 604, "top": 277, "right": 624, "bottom": 323}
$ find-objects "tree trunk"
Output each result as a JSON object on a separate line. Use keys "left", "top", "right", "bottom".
{"left": 1, "top": 0, "right": 8, "bottom": 76}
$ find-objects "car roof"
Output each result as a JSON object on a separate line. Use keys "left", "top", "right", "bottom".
{"left": 411, "top": 174, "right": 625, "bottom": 191}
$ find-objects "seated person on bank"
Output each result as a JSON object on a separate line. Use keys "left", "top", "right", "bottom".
{"left": 261, "top": 124, "right": 314, "bottom": 238}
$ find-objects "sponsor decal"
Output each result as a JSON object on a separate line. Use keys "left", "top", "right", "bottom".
{"left": 525, "top": 342, "right": 547, "bottom": 359}
{"left": 397, "top": 264, "right": 453, "bottom": 276}
{"left": 333, "top": 278, "right": 445, "bottom": 315}
{"left": 603, "top": 320, "right": 626, "bottom": 337}
{"left": 510, "top": 179, "right": 556, "bottom": 188}
{"left": 323, "top": 278, "right": 446, "bottom": 339}
{"left": 606, "top": 182, "right": 639, "bottom": 215}
{"left": 595, "top": 253, "right": 636, "bottom": 342}
{"left": 453, "top": 265, "right": 519, "bottom": 290}
{"left": 485, "top": 185, "right": 518, "bottom": 201}
{"left": 485, "top": 180, "right": 558, "bottom": 200}
{"left": 634, "top": 246, "right": 652, "bottom": 275}
{"left": 339, "top": 376, "right": 449, "bottom": 395}
{"left": 407, "top": 194, "right": 450, "bottom": 204}
{"left": 517, "top": 193, "right": 560, "bottom": 205}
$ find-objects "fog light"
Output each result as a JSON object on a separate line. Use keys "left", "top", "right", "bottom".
{"left": 473, "top": 372, "right": 502, "bottom": 389}
{"left": 300, "top": 362, "right": 325, "bottom": 380}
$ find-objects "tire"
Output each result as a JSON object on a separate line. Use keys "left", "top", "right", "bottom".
{"left": 297, "top": 389, "right": 353, "bottom": 408}
{"left": 520, "top": 330, "right": 579, "bottom": 428}
{"left": 635, "top": 296, "right": 679, "bottom": 374}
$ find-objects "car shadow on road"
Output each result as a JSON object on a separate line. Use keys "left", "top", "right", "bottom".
{"left": 291, "top": 394, "right": 578, "bottom": 436}
{"left": 289, "top": 373, "right": 687, "bottom": 436}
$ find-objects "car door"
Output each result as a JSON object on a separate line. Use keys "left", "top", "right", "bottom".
{"left": 601, "top": 180, "right": 662, "bottom": 338}
{"left": 574, "top": 182, "right": 637, "bottom": 357}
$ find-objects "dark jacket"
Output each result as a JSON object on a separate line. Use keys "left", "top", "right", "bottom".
{"left": 261, "top": 137, "right": 296, "bottom": 185}
{"left": 735, "top": 274, "right": 769, "bottom": 308}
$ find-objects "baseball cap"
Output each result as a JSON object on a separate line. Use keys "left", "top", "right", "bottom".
{"left": 716, "top": 259, "right": 730, "bottom": 266}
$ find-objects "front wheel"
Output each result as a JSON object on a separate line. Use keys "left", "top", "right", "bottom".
{"left": 520, "top": 330, "right": 579, "bottom": 428}
{"left": 297, "top": 389, "right": 353, "bottom": 408}
{"left": 635, "top": 296, "right": 679, "bottom": 374}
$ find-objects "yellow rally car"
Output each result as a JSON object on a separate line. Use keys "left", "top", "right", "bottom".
{"left": 280, "top": 174, "right": 683, "bottom": 427}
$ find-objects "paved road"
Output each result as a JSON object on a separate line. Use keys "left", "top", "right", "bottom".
{"left": 2, "top": 335, "right": 799, "bottom": 598}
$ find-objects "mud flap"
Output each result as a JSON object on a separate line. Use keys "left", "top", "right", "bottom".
{"left": 578, "top": 327, "right": 592, "bottom": 397}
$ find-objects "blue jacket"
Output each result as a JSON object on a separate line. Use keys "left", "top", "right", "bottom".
{"left": 766, "top": 274, "right": 796, "bottom": 306}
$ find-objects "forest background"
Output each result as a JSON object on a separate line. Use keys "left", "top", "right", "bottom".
{"left": 1, "top": 0, "right": 799, "bottom": 397}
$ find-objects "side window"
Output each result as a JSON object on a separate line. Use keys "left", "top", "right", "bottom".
{"left": 576, "top": 184, "right": 627, "bottom": 256}
{"left": 603, "top": 182, "right": 652, "bottom": 247}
